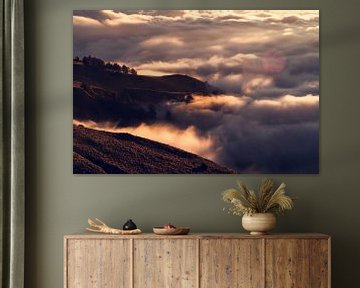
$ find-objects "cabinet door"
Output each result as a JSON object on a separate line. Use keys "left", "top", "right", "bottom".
{"left": 200, "top": 239, "right": 264, "bottom": 288}
{"left": 66, "top": 239, "right": 131, "bottom": 288}
{"left": 265, "top": 239, "right": 310, "bottom": 288}
{"left": 134, "top": 239, "right": 198, "bottom": 288}
{"left": 309, "top": 239, "right": 330, "bottom": 288}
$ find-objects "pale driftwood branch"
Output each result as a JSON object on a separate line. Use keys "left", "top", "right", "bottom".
{"left": 86, "top": 218, "right": 142, "bottom": 235}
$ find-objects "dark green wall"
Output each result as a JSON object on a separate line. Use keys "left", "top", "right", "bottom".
{"left": 24, "top": 0, "right": 360, "bottom": 287}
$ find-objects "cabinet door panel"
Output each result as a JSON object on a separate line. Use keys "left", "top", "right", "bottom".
{"left": 66, "top": 239, "right": 131, "bottom": 288}
{"left": 310, "top": 239, "right": 329, "bottom": 288}
{"left": 200, "top": 239, "right": 264, "bottom": 288}
{"left": 265, "top": 239, "right": 310, "bottom": 288}
{"left": 134, "top": 239, "right": 198, "bottom": 288}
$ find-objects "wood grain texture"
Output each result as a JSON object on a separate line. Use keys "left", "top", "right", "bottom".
{"left": 133, "top": 239, "right": 197, "bottom": 288}
{"left": 200, "top": 239, "right": 264, "bottom": 288}
{"left": 65, "top": 233, "right": 330, "bottom": 240}
{"left": 66, "top": 239, "right": 131, "bottom": 288}
{"left": 265, "top": 239, "right": 310, "bottom": 288}
{"left": 64, "top": 234, "right": 330, "bottom": 288}
{"left": 310, "top": 239, "right": 330, "bottom": 288}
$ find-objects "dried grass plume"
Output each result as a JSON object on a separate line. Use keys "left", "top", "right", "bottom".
{"left": 222, "top": 178, "right": 294, "bottom": 216}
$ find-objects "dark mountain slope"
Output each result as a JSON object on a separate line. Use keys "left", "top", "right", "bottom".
{"left": 73, "top": 63, "right": 222, "bottom": 126}
{"left": 73, "top": 124, "right": 234, "bottom": 174}
{"left": 74, "top": 63, "right": 221, "bottom": 94}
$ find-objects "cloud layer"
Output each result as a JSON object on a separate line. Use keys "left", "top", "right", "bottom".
{"left": 166, "top": 94, "right": 319, "bottom": 173}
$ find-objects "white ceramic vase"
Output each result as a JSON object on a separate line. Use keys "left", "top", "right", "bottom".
{"left": 242, "top": 213, "right": 276, "bottom": 235}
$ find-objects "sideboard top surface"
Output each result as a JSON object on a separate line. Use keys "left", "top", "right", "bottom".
{"left": 64, "top": 232, "right": 330, "bottom": 240}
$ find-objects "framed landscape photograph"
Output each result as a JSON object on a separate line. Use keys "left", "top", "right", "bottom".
{"left": 73, "top": 10, "right": 319, "bottom": 174}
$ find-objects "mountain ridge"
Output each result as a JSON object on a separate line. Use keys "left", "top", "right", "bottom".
{"left": 73, "top": 60, "right": 233, "bottom": 174}
{"left": 73, "top": 124, "right": 234, "bottom": 174}
{"left": 73, "top": 63, "right": 222, "bottom": 126}
{"left": 74, "top": 63, "right": 222, "bottom": 95}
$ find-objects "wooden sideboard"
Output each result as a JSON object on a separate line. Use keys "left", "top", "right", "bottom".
{"left": 64, "top": 233, "right": 330, "bottom": 288}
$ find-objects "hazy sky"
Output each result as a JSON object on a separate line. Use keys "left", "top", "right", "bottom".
{"left": 73, "top": 10, "right": 319, "bottom": 173}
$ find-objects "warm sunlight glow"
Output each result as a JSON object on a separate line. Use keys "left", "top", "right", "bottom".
{"left": 253, "top": 94, "right": 319, "bottom": 108}
{"left": 101, "top": 10, "right": 152, "bottom": 25}
{"left": 243, "top": 77, "right": 274, "bottom": 94}
{"left": 73, "top": 120, "right": 216, "bottom": 161}
{"left": 142, "top": 36, "right": 184, "bottom": 47}
{"left": 73, "top": 16, "right": 102, "bottom": 27}
{"left": 174, "top": 95, "right": 249, "bottom": 111}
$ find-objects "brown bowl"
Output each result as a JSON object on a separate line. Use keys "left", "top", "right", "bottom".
{"left": 153, "top": 227, "right": 190, "bottom": 235}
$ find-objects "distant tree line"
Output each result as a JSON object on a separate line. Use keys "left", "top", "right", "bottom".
{"left": 73, "top": 55, "right": 137, "bottom": 75}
